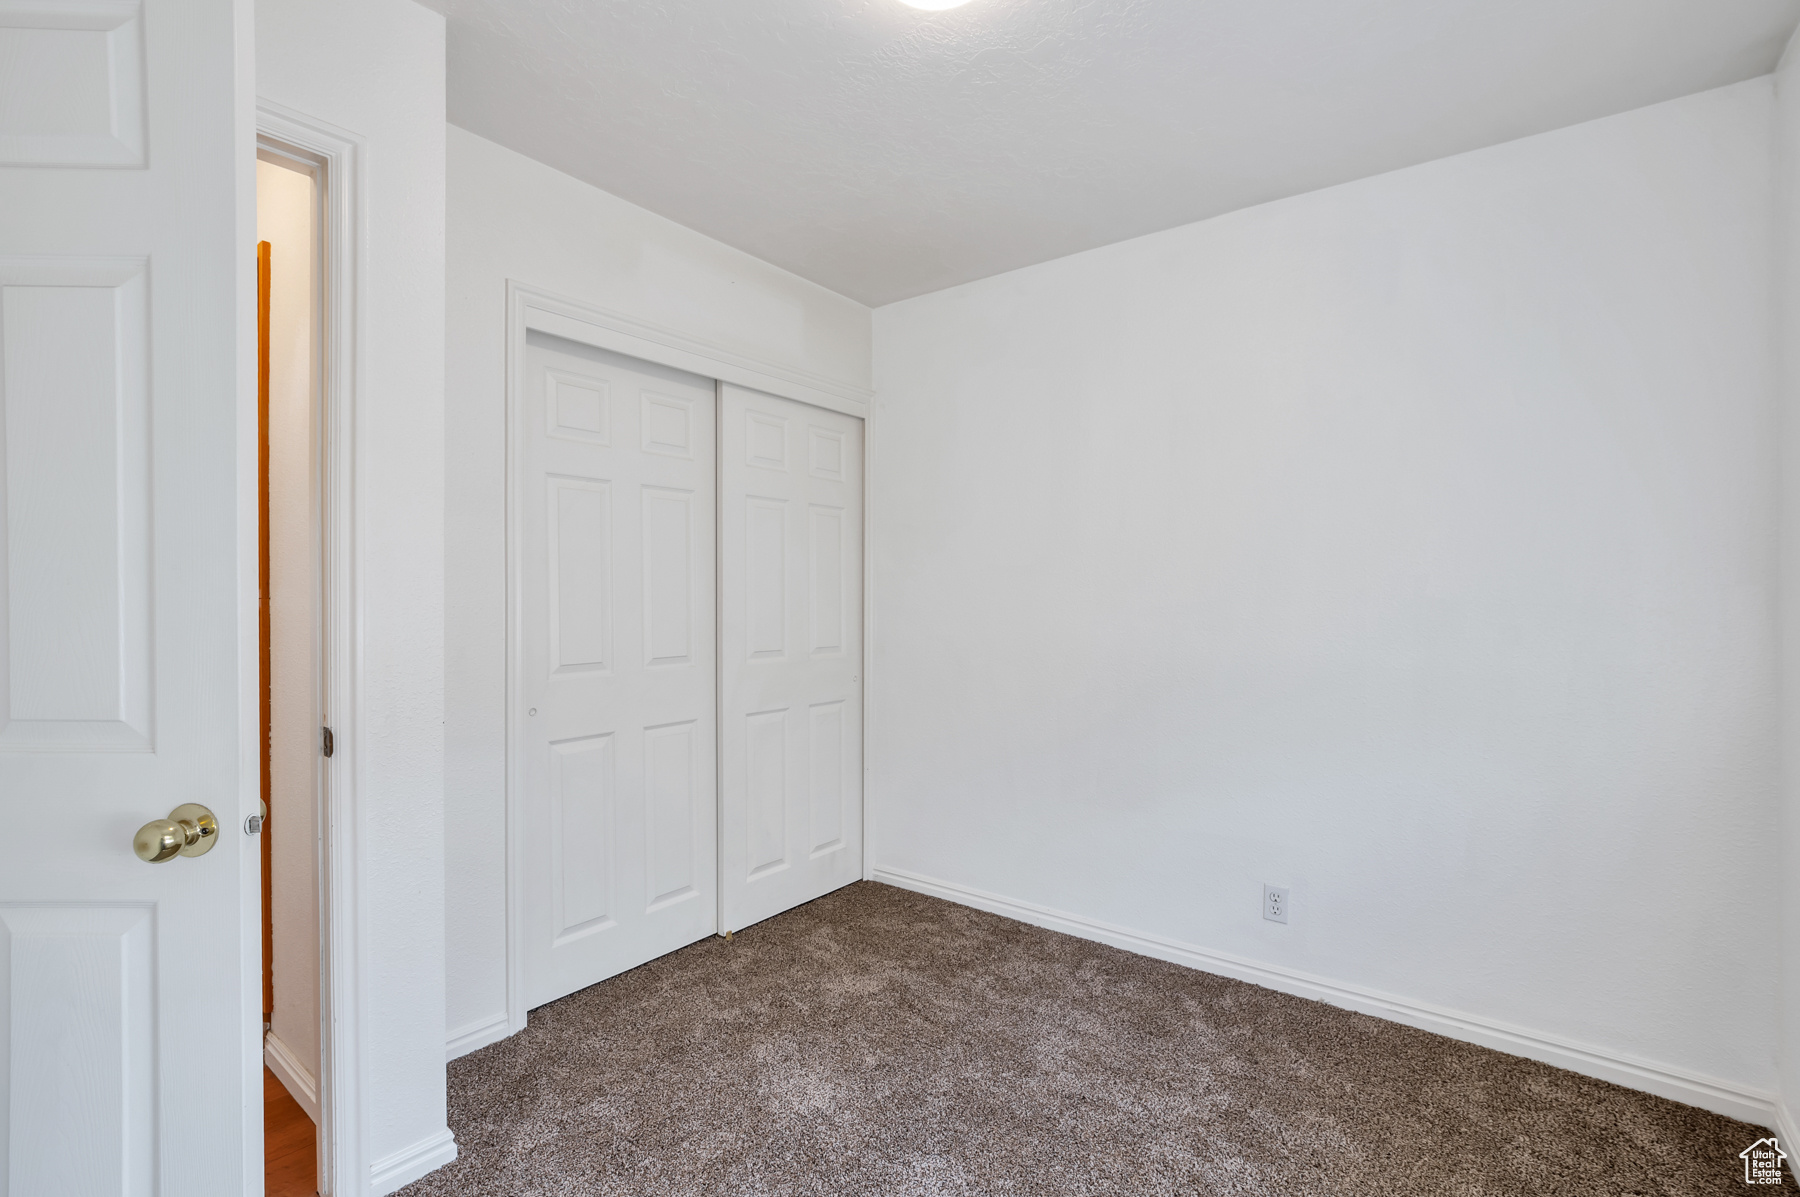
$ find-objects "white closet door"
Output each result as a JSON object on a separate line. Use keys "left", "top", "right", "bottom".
{"left": 720, "top": 384, "right": 864, "bottom": 933}
{"left": 520, "top": 334, "right": 717, "bottom": 1008}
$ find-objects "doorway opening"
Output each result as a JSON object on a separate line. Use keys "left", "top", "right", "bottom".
{"left": 257, "top": 145, "right": 326, "bottom": 1197}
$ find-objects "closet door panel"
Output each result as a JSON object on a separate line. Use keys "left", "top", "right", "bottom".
{"left": 520, "top": 335, "right": 717, "bottom": 1009}
{"left": 720, "top": 384, "right": 864, "bottom": 933}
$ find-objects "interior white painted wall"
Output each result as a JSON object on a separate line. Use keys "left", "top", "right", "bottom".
{"left": 1776, "top": 29, "right": 1800, "bottom": 1149}
{"left": 256, "top": 155, "right": 321, "bottom": 1116}
{"left": 870, "top": 80, "right": 1780, "bottom": 1108}
{"left": 256, "top": 0, "right": 451, "bottom": 1187}
{"left": 442, "top": 126, "right": 872, "bottom": 1055}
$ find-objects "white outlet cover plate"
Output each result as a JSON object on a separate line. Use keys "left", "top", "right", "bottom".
{"left": 1263, "top": 885, "right": 1289, "bottom": 924}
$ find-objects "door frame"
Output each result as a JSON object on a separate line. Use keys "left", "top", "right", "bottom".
{"left": 484, "top": 282, "right": 874, "bottom": 1050}
{"left": 255, "top": 99, "right": 367, "bottom": 1197}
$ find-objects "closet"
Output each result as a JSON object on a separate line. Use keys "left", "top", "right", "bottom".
{"left": 517, "top": 333, "right": 864, "bottom": 1009}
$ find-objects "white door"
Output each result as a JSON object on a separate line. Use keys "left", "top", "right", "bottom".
{"left": 520, "top": 334, "right": 717, "bottom": 1008}
{"left": 0, "top": 0, "right": 255, "bottom": 1193}
{"left": 720, "top": 384, "right": 864, "bottom": 933}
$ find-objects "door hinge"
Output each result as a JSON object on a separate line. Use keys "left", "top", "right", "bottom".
{"left": 322, "top": 726, "right": 335, "bottom": 758}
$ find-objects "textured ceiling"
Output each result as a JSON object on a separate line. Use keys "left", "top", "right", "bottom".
{"left": 422, "top": 0, "right": 1800, "bottom": 306}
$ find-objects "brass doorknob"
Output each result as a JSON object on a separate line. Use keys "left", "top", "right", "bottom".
{"left": 133, "top": 803, "right": 219, "bottom": 863}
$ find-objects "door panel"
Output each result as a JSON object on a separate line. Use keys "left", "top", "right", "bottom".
{"left": 809, "top": 700, "right": 845, "bottom": 853}
{"left": 521, "top": 335, "right": 717, "bottom": 1009}
{"left": 0, "top": 258, "right": 153, "bottom": 751}
{"left": 720, "top": 385, "right": 863, "bottom": 933}
{"left": 0, "top": 0, "right": 252, "bottom": 1189}
{"left": 0, "top": 904, "right": 155, "bottom": 1191}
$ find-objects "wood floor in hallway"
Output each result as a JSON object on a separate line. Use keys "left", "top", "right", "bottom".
{"left": 265, "top": 1065, "right": 316, "bottom": 1197}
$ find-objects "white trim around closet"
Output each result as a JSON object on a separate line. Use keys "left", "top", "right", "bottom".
{"left": 481, "top": 282, "right": 874, "bottom": 1051}
{"left": 512, "top": 282, "right": 870, "bottom": 418}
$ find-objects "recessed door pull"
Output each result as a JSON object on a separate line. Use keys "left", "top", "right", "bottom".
{"left": 322, "top": 726, "right": 334, "bottom": 757}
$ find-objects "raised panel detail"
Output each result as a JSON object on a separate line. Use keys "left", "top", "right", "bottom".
{"left": 546, "top": 370, "right": 610, "bottom": 444}
{"left": 746, "top": 498, "right": 786, "bottom": 660}
{"left": 641, "top": 391, "right": 693, "bottom": 458}
{"left": 0, "top": 904, "right": 154, "bottom": 1194}
{"left": 644, "top": 721, "right": 698, "bottom": 909}
{"left": 547, "top": 476, "right": 611, "bottom": 674}
{"left": 0, "top": 1, "right": 145, "bottom": 167}
{"left": 551, "top": 734, "right": 615, "bottom": 940}
{"left": 642, "top": 486, "right": 692, "bottom": 667}
{"left": 809, "top": 505, "right": 843, "bottom": 655}
{"left": 808, "top": 701, "right": 845, "bottom": 856}
{"left": 746, "top": 708, "right": 788, "bottom": 878}
{"left": 0, "top": 257, "right": 152, "bottom": 751}
{"left": 746, "top": 410, "right": 787, "bottom": 470}
{"left": 809, "top": 427, "right": 845, "bottom": 481}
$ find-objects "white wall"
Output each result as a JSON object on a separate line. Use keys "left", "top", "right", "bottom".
{"left": 443, "top": 126, "right": 871, "bottom": 1053}
{"left": 257, "top": 0, "right": 451, "bottom": 1189}
{"left": 871, "top": 80, "right": 1780, "bottom": 1114}
{"left": 1775, "top": 29, "right": 1800, "bottom": 1152}
{"left": 256, "top": 155, "right": 321, "bottom": 1117}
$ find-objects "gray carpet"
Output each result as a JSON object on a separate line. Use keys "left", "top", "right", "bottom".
{"left": 403, "top": 882, "right": 1792, "bottom": 1196}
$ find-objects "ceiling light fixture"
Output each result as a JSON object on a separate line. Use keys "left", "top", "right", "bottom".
{"left": 897, "top": 0, "right": 974, "bottom": 10}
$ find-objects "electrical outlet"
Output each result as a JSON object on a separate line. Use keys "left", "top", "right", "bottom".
{"left": 1263, "top": 885, "right": 1289, "bottom": 924}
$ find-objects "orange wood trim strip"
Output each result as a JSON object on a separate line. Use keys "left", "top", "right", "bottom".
{"left": 258, "top": 239, "right": 275, "bottom": 1021}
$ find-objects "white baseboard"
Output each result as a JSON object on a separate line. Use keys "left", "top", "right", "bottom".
{"left": 872, "top": 865, "right": 1781, "bottom": 1128}
{"left": 1776, "top": 1100, "right": 1800, "bottom": 1182}
{"left": 446, "top": 1012, "right": 515, "bottom": 1062}
{"left": 263, "top": 1031, "right": 320, "bottom": 1126}
{"left": 369, "top": 1128, "right": 457, "bottom": 1196}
